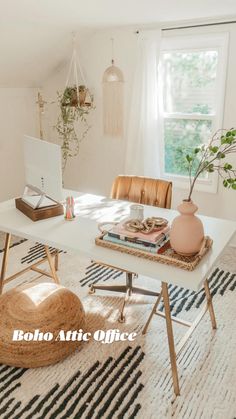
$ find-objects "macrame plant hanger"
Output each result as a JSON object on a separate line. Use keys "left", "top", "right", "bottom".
{"left": 57, "top": 33, "right": 94, "bottom": 174}
{"left": 102, "top": 38, "right": 124, "bottom": 137}
{"left": 65, "top": 33, "right": 92, "bottom": 108}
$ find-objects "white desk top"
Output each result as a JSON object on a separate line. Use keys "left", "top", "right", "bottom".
{"left": 0, "top": 190, "right": 235, "bottom": 291}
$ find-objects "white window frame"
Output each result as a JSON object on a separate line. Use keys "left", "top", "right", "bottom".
{"left": 159, "top": 32, "right": 229, "bottom": 193}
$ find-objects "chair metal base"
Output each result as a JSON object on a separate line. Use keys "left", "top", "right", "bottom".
{"left": 89, "top": 271, "right": 159, "bottom": 322}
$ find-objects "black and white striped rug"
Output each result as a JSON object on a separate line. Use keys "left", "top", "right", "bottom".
{"left": 0, "top": 237, "right": 236, "bottom": 419}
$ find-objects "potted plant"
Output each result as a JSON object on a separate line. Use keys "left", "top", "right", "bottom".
{"left": 55, "top": 86, "right": 94, "bottom": 173}
{"left": 170, "top": 128, "right": 236, "bottom": 255}
{"left": 61, "top": 86, "right": 78, "bottom": 107}
{"left": 61, "top": 85, "right": 92, "bottom": 108}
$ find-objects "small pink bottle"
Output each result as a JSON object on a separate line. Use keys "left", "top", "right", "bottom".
{"left": 65, "top": 196, "right": 76, "bottom": 221}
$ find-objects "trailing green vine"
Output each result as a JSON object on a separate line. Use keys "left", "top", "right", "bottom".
{"left": 55, "top": 86, "right": 94, "bottom": 172}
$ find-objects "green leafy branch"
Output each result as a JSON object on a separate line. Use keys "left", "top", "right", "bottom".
{"left": 183, "top": 128, "right": 236, "bottom": 201}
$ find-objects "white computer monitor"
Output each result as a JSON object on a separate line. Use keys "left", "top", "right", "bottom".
{"left": 24, "top": 136, "right": 63, "bottom": 201}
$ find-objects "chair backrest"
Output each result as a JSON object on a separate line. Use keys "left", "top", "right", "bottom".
{"left": 110, "top": 175, "right": 172, "bottom": 209}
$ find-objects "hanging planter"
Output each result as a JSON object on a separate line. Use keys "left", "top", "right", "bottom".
{"left": 102, "top": 39, "right": 124, "bottom": 137}
{"left": 61, "top": 85, "right": 93, "bottom": 108}
{"left": 55, "top": 35, "right": 94, "bottom": 173}
{"left": 79, "top": 85, "right": 87, "bottom": 107}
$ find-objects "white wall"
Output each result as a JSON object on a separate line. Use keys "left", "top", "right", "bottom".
{"left": 0, "top": 88, "right": 38, "bottom": 201}
{"left": 42, "top": 24, "right": 236, "bottom": 222}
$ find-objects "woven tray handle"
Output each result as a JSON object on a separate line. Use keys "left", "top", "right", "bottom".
{"left": 198, "top": 236, "right": 213, "bottom": 257}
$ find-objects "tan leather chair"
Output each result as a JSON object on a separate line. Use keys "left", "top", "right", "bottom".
{"left": 111, "top": 175, "right": 172, "bottom": 208}
{"left": 89, "top": 175, "right": 172, "bottom": 322}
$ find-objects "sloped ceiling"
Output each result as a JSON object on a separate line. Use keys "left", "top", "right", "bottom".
{"left": 0, "top": 0, "right": 236, "bottom": 87}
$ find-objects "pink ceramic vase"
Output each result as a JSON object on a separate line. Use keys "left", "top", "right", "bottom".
{"left": 170, "top": 200, "right": 204, "bottom": 256}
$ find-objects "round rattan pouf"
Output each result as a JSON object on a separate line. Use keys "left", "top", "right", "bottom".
{"left": 0, "top": 282, "right": 85, "bottom": 368}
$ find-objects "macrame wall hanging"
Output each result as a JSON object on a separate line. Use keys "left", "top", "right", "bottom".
{"left": 36, "top": 92, "right": 47, "bottom": 140}
{"left": 102, "top": 38, "right": 124, "bottom": 137}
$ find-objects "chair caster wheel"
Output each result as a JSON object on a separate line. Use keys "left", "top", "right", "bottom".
{"left": 118, "top": 314, "right": 126, "bottom": 323}
{"left": 89, "top": 286, "right": 95, "bottom": 295}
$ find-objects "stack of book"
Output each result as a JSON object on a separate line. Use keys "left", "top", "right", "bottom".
{"left": 103, "top": 221, "right": 170, "bottom": 254}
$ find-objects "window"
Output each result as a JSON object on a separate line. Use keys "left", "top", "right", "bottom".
{"left": 159, "top": 33, "right": 229, "bottom": 192}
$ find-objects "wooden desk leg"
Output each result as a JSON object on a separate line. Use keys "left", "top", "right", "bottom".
{"left": 204, "top": 279, "right": 217, "bottom": 329}
{"left": 44, "top": 245, "right": 60, "bottom": 284}
{"left": 162, "top": 281, "right": 180, "bottom": 396}
{"left": 142, "top": 291, "right": 162, "bottom": 335}
{"left": 54, "top": 250, "right": 59, "bottom": 271}
{"left": 0, "top": 233, "right": 11, "bottom": 295}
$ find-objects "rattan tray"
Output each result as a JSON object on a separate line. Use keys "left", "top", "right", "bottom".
{"left": 95, "top": 234, "right": 213, "bottom": 271}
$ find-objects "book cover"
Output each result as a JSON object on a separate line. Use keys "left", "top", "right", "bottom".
{"left": 111, "top": 222, "right": 170, "bottom": 245}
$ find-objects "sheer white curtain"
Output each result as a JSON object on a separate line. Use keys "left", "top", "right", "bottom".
{"left": 125, "top": 30, "right": 161, "bottom": 177}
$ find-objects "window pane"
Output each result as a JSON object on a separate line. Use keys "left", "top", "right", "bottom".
{"left": 162, "top": 50, "right": 218, "bottom": 114}
{"left": 164, "top": 118, "right": 212, "bottom": 176}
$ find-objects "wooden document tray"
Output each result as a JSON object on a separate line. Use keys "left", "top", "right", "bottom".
{"left": 15, "top": 198, "right": 64, "bottom": 221}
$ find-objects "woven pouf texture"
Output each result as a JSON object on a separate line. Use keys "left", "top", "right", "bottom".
{"left": 0, "top": 282, "right": 85, "bottom": 368}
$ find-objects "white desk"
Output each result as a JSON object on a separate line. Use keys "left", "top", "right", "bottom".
{"left": 0, "top": 190, "right": 235, "bottom": 395}
{"left": 0, "top": 191, "right": 235, "bottom": 291}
